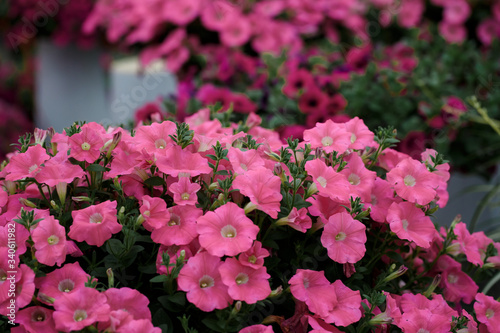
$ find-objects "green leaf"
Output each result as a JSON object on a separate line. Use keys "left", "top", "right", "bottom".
{"left": 150, "top": 275, "right": 168, "bottom": 283}
{"left": 105, "top": 239, "right": 124, "bottom": 257}
{"left": 87, "top": 164, "right": 108, "bottom": 172}
{"left": 144, "top": 176, "right": 166, "bottom": 187}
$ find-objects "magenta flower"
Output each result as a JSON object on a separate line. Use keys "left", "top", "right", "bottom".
{"left": 397, "top": 308, "right": 450, "bottom": 333}
{"left": 233, "top": 168, "right": 282, "bottom": 218}
{"left": 69, "top": 200, "right": 121, "bottom": 247}
{"left": 474, "top": 293, "right": 500, "bottom": 332}
{"left": 219, "top": 257, "right": 271, "bottom": 304}
{"left": 36, "top": 262, "right": 92, "bottom": 302}
{"left": 53, "top": 287, "right": 110, "bottom": 332}
{"left": 104, "top": 287, "right": 151, "bottom": 320}
{"left": 31, "top": 216, "right": 67, "bottom": 267}
{"left": 386, "top": 157, "right": 440, "bottom": 205}
{"left": 239, "top": 324, "right": 274, "bottom": 333}
{"left": 177, "top": 252, "right": 233, "bottom": 312}
{"left": 387, "top": 202, "right": 435, "bottom": 248}
{"left": 441, "top": 266, "right": 478, "bottom": 304}
{"left": 0, "top": 264, "right": 35, "bottom": 316}
{"left": 197, "top": 202, "right": 259, "bottom": 257}
{"left": 321, "top": 212, "right": 367, "bottom": 264}
{"left": 17, "top": 306, "right": 57, "bottom": 333}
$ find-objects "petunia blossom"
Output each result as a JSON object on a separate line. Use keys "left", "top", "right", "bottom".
{"left": 197, "top": 202, "right": 259, "bottom": 257}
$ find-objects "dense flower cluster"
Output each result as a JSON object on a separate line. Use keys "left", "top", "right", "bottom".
{"left": 1, "top": 110, "right": 500, "bottom": 332}
{"left": 82, "top": 0, "right": 500, "bottom": 75}
{"left": 4, "top": 0, "right": 96, "bottom": 49}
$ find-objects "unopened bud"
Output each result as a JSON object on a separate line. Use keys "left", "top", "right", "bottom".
{"left": 368, "top": 312, "right": 393, "bottom": 326}
{"left": 244, "top": 202, "right": 258, "bottom": 215}
{"left": 315, "top": 147, "right": 323, "bottom": 159}
{"left": 50, "top": 200, "right": 59, "bottom": 210}
{"left": 383, "top": 265, "right": 408, "bottom": 284}
{"left": 19, "top": 197, "right": 37, "bottom": 208}
{"left": 136, "top": 214, "right": 145, "bottom": 226}
{"left": 270, "top": 285, "right": 283, "bottom": 297}
{"left": 72, "top": 196, "right": 92, "bottom": 203}
{"left": 208, "top": 182, "right": 219, "bottom": 191}
{"left": 424, "top": 274, "right": 441, "bottom": 298}
{"left": 306, "top": 182, "right": 318, "bottom": 197}
{"left": 450, "top": 214, "right": 462, "bottom": 229}
{"left": 274, "top": 163, "right": 283, "bottom": 176}
{"left": 38, "top": 293, "right": 55, "bottom": 304}
{"left": 106, "top": 131, "right": 122, "bottom": 158}
{"left": 107, "top": 268, "right": 114, "bottom": 288}
{"left": 34, "top": 128, "right": 48, "bottom": 145}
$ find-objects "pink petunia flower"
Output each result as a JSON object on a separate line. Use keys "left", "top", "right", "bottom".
{"left": 321, "top": 211, "right": 367, "bottom": 264}
{"left": 104, "top": 287, "right": 151, "bottom": 320}
{"left": 339, "top": 153, "right": 377, "bottom": 202}
{"left": 387, "top": 202, "right": 435, "bottom": 248}
{"left": 323, "top": 280, "right": 362, "bottom": 327}
{"left": 344, "top": 117, "right": 376, "bottom": 150}
{"left": 386, "top": 157, "right": 440, "bottom": 205}
{"left": 239, "top": 324, "right": 274, "bottom": 333}
{"left": 474, "top": 293, "right": 500, "bottom": 331}
{"left": 220, "top": 15, "right": 252, "bottom": 47}
{"left": 4, "top": 144, "right": 50, "bottom": 181}
{"left": 440, "top": 266, "right": 478, "bottom": 304}
{"left": 53, "top": 287, "right": 110, "bottom": 332}
{"left": 68, "top": 126, "right": 104, "bottom": 163}
{"left": 304, "top": 158, "right": 351, "bottom": 203}
{"left": 238, "top": 241, "right": 270, "bottom": 269}
{"left": 452, "top": 222, "right": 484, "bottom": 266}
{"left": 397, "top": 308, "right": 450, "bottom": 333}
{"left": 140, "top": 195, "right": 170, "bottom": 231}
{"left": 169, "top": 177, "right": 201, "bottom": 206}
{"left": 163, "top": 0, "right": 201, "bottom": 26}
{"left": 177, "top": 251, "right": 233, "bottom": 311}
{"left": 197, "top": 202, "right": 259, "bottom": 257}
{"left": 303, "top": 120, "right": 352, "bottom": 154}
{"left": 233, "top": 169, "right": 282, "bottom": 219}
{"left": 151, "top": 205, "right": 202, "bottom": 246}
{"left": 156, "top": 145, "right": 212, "bottom": 177}
{"left": 69, "top": 200, "right": 121, "bottom": 247}
{"left": 219, "top": 257, "right": 271, "bottom": 304}
{"left": 442, "top": 0, "right": 470, "bottom": 25}
{"left": 289, "top": 269, "right": 333, "bottom": 318}
{"left": 31, "top": 216, "right": 67, "bottom": 267}
{"left": 17, "top": 306, "right": 57, "bottom": 333}
{"left": 36, "top": 262, "right": 92, "bottom": 302}
{"left": 0, "top": 264, "right": 35, "bottom": 316}
{"left": 276, "top": 207, "right": 312, "bottom": 233}
{"left": 227, "top": 147, "right": 266, "bottom": 175}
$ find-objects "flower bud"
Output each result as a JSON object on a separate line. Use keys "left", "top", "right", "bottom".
{"left": 368, "top": 312, "right": 393, "bottom": 326}
{"left": 208, "top": 182, "right": 219, "bottom": 191}
{"left": 19, "top": 197, "right": 37, "bottom": 208}
{"left": 34, "top": 128, "right": 48, "bottom": 145}
{"left": 315, "top": 147, "right": 324, "bottom": 159}
{"left": 244, "top": 202, "right": 258, "bottom": 215}
{"left": 270, "top": 285, "right": 283, "bottom": 297}
{"left": 424, "top": 274, "right": 441, "bottom": 298}
{"left": 56, "top": 182, "right": 67, "bottom": 206}
{"left": 107, "top": 268, "right": 114, "bottom": 288}
{"left": 38, "top": 293, "right": 55, "bottom": 304}
{"left": 382, "top": 265, "right": 408, "bottom": 284}
{"left": 50, "top": 200, "right": 59, "bottom": 210}
{"left": 306, "top": 182, "right": 318, "bottom": 197}
{"left": 72, "top": 196, "right": 92, "bottom": 203}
